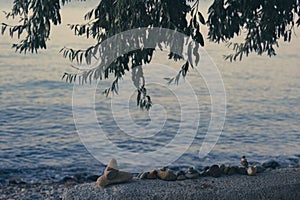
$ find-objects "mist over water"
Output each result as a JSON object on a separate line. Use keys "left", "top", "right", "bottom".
{"left": 0, "top": 1, "right": 300, "bottom": 183}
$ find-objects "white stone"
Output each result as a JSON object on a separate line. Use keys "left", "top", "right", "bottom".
{"left": 247, "top": 166, "right": 257, "bottom": 176}
{"left": 107, "top": 158, "right": 119, "bottom": 170}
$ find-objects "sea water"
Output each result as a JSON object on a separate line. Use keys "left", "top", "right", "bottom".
{"left": 0, "top": 1, "right": 299, "bottom": 184}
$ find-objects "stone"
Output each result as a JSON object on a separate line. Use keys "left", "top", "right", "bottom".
{"left": 227, "top": 167, "right": 238, "bottom": 175}
{"left": 177, "top": 170, "right": 185, "bottom": 176}
{"left": 177, "top": 174, "right": 186, "bottom": 180}
{"left": 87, "top": 175, "right": 100, "bottom": 182}
{"left": 255, "top": 165, "right": 266, "bottom": 173}
{"left": 160, "top": 167, "right": 167, "bottom": 171}
{"left": 107, "top": 158, "right": 119, "bottom": 170}
{"left": 185, "top": 167, "right": 199, "bottom": 179}
{"left": 247, "top": 166, "right": 257, "bottom": 176}
{"left": 8, "top": 177, "right": 26, "bottom": 185}
{"left": 203, "top": 166, "right": 210, "bottom": 171}
{"left": 199, "top": 171, "right": 208, "bottom": 176}
{"left": 208, "top": 165, "right": 221, "bottom": 178}
{"left": 262, "top": 160, "right": 280, "bottom": 169}
{"left": 219, "top": 164, "right": 225, "bottom": 174}
{"left": 96, "top": 171, "right": 133, "bottom": 187}
{"left": 241, "top": 156, "right": 249, "bottom": 168}
{"left": 137, "top": 172, "right": 148, "bottom": 179}
{"left": 176, "top": 171, "right": 186, "bottom": 180}
{"left": 103, "top": 158, "right": 120, "bottom": 180}
{"left": 223, "top": 166, "right": 230, "bottom": 175}
{"left": 157, "top": 169, "right": 177, "bottom": 181}
{"left": 105, "top": 168, "right": 119, "bottom": 180}
{"left": 237, "top": 167, "right": 247, "bottom": 175}
{"left": 149, "top": 169, "right": 157, "bottom": 175}
{"left": 146, "top": 173, "right": 157, "bottom": 179}
{"left": 96, "top": 159, "right": 133, "bottom": 187}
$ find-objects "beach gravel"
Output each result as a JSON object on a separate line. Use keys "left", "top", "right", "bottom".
{"left": 63, "top": 168, "right": 300, "bottom": 200}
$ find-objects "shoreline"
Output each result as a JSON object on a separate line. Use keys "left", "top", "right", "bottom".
{"left": 2, "top": 166, "right": 299, "bottom": 200}
{"left": 63, "top": 167, "right": 300, "bottom": 200}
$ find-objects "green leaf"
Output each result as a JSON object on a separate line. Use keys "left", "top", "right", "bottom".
{"left": 1, "top": 24, "right": 7, "bottom": 35}
{"left": 198, "top": 12, "right": 205, "bottom": 25}
{"left": 194, "top": 31, "right": 204, "bottom": 46}
{"left": 62, "top": 72, "right": 68, "bottom": 80}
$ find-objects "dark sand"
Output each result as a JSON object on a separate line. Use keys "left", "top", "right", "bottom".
{"left": 63, "top": 168, "right": 300, "bottom": 200}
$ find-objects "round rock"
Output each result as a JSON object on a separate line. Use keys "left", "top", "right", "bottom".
{"left": 262, "top": 160, "right": 280, "bottom": 169}
{"left": 237, "top": 167, "right": 247, "bottom": 175}
{"left": 157, "top": 170, "right": 177, "bottom": 181}
{"left": 146, "top": 173, "right": 157, "bottom": 179}
{"left": 208, "top": 165, "right": 221, "bottom": 178}
{"left": 185, "top": 167, "right": 199, "bottom": 179}
{"left": 247, "top": 166, "right": 257, "bottom": 176}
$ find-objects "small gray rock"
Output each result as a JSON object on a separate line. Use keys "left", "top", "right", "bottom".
{"left": 8, "top": 177, "right": 26, "bottom": 185}
{"left": 138, "top": 172, "right": 148, "bottom": 179}
{"left": 87, "top": 175, "right": 99, "bottom": 182}
{"left": 247, "top": 166, "right": 257, "bottom": 176}
{"left": 219, "top": 164, "right": 225, "bottom": 174}
{"left": 208, "top": 165, "right": 221, "bottom": 178}
{"left": 146, "top": 173, "right": 157, "bottom": 179}
{"left": 157, "top": 169, "right": 177, "bottom": 181}
{"left": 255, "top": 166, "right": 265, "bottom": 173}
{"left": 185, "top": 167, "right": 199, "bottom": 179}
{"left": 262, "top": 160, "right": 280, "bottom": 169}
{"left": 227, "top": 167, "right": 238, "bottom": 175}
{"left": 237, "top": 167, "right": 247, "bottom": 175}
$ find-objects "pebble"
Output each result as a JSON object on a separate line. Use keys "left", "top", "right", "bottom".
{"left": 262, "top": 160, "right": 280, "bottom": 169}
{"left": 176, "top": 171, "right": 186, "bottom": 180}
{"left": 255, "top": 165, "right": 266, "bottom": 173}
{"left": 97, "top": 158, "right": 133, "bottom": 187}
{"left": 176, "top": 171, "right": 185, "bottom": 176}
{"left": 219, "top": 164, "right": 225, "bottom": 174}
{"left": 138, "top": 172, "right": 148, "bottom": 179}
{"left": 150, "top": 169, "right": 157, "bottom": 175}
{"left": 8, "top": 177, "right": 26, "bottom": 185}
{"left": 157, "top": 169, "right": 177, "bottom": 181}
{"left": 225, "top": 166, "right": 238, "bottom": 175}
{"left": 177, "top": 174, "right": 186, "bottom": 180}
{"left": 237, "top": 167, "right": 247, "bottom": 175}
{"left": 105, "top": 168, "right": 119, "bottom": 180}
{"left": 146, "top": 173, "right": 157, "bottom": 179}
{"left": 107, "top": 158, "right": 119, "bottom": 170}
{"left": 199, "top": 171, "right": 208, "bottom": 176}
{"left": 240, "top": 156, "right": 249, "bottom": 168}
{"left": 1, "top": 159, "right": 284, "bottom": 199}
{"left": 97, "top": 170, "right": 133, "bottom": 187}
{"left": 208, "top": 165, "right": 221, "bottom": 178}
{"left": 87, "top": 175, "right": 100, "bottom": 182}
{"left": 247, "top": 166, "right": 257, "bottom": 176}
{"left": 203, "top": 166, "right": 210, "bottom": 171}
{"left": 223, "top": 166, "right": 230, "bottom": 175}
{"left": 185, "top": 167, "right": 199, "bottom": 179}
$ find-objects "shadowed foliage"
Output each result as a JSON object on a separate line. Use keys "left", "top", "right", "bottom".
{"left": 207, "top": 0, "right": 300, "bottom": 61}
{"left": 2, "top": 0, "right": 300, "bottom": 109}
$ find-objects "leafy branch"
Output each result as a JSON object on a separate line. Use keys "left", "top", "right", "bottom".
{"left": 208, "top": 0, "right": 300, "bottom": 61}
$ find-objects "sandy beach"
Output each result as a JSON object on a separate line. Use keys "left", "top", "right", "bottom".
{"left": 0, "top": 181, "right": 75, "bottom": 200}
{"left": 62, "top": 167, "right": 300, "bottom": 200}
{"left": 0, "top": 167, "right": 299, "bottom": 199}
